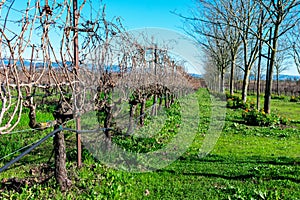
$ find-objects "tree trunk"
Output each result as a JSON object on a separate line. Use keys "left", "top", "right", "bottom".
{"left": 127, "top": 103, "right": 137, "bottom": 135}
{"left": 170, "top": 94, "right": 175, "bottom": 106}
{"left": 158, "top": 96, "right": 163, "bottom": 111}
{"left": 229, "top": 54, "right": 237, "bottom": 95}
{"left": 264, "top": 25, "right": 279, "bottom": 114}
{"left": 151, "top": 94, "right": 157, "bottom": 116}
{"left": 165, "top": 92, "right": 170, "bottom": 108}
{"left": 276, "top": 71, "right": 279, "bottom": 95}
{"left": 220, "top": 68, "right": 225, "bottom": 93}
{"left": 257, "top": 9, "right": 263, "bottom": 110}
{"left": 53, "top": 125, "right": 71, "bottom": 191}
{"left": 253, "top": 77, "right": 256, "bottom": 94}
{"left": 52, "top": 101, "right": 73, "bottom": 191}
{"left": 242, "top": 67, "right": 251, "bottom": 103}
{"left": 248, "top": 78, "right": 251, "bottom": 95}
{"left": 28, "top": 104, "right": 37, "bottom": 129}
{"left": 257, "top": 40, "right": 262, "bottom": 109}
{"left": 140, "top": 99, "right": 146, "bottom": 126}
{"left": 104, "top": 105, "right": 113, "bottom": 150}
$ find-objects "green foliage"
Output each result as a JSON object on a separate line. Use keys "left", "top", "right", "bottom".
{"left": 271, "top": 94, "right": 286, "bottom": 100}
{"left": 242, "top": 108, "right": 289, "bottom": 127}
{"left": 36, "top": 103, "right": 57, "bottom": 113}
{"left": 0, "top": 89, "right": 300, "bottom": 199}
{"left": 113, "top": 101, "right": 181, "bottom": 153}
{"left": 290, "top": 95, "right": 300, "bottom": 102}
{"left": 226, "top": 93, "right": 255, "bottom": 110}
{"left": 210, "top": 91, "right": 226, "bottom": 100}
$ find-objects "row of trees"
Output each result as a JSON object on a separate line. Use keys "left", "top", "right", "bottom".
{"left": 0, "top": 0, "right": 196, "bottom": 190}
{"left": 181, "top": 0, "right": 300, "bottom": 113}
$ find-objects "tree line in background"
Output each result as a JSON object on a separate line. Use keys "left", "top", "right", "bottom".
{"left": 180, "top": 0, "right": 300, "bottom": 114}
{"left": 0, "top": 0, "right": 199, "bottom": 190}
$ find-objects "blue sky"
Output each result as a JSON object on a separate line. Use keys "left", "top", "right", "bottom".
{"left": 100, "top": 0, "right": 204, "bottom": 74}
{"left": 100, "top": 0, "right": 298, "bottom": 75}
{"left": 3, "top": 0, "right": 299, "bottom": 75}
{"left": 8, "top": 0, "right": 191, "bottom": 32}
{"left": 101, "top": 0, "right": 192, "bottom": 32}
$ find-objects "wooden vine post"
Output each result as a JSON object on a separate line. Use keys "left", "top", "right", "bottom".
{"left": 73, "top": 0, "right": 82, "bottom": 168}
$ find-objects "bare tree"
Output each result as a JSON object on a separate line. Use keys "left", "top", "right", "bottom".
{"left": 202, "top": 0, "right": 243, "bottom": 95}
{"left": 291, "top": 21, "right": 300, "bottom": 74}
{"left": 227, "top": 0, "right": 264, "bottom": 103}
{"left": 0, "top": 0, "right": 126, "bottom": 190}
{"left": 179, "top": 0, "right": 234, "bottom": 93}
{"left": 203, "top": 56, "right": 221, "bottom": 91}
{"left": 179, "top": 0, "right": 263, "bottom": 99}
{"left": 274, "top": 47, "right": 290, "bottom": 95}
{"left": 203, "top": 27, "right": 231, "bottom": 93}
{"left": 259, "top": 0, "right": 300, "bottom": 113}
{"left": 0, "top": 0, "right": 199, "bottom": 190}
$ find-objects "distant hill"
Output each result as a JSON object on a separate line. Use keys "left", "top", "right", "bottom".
{"left": 0, "top": 58, "right": 73, "bottom": 68}
{"left": 250, "top": 74, "right": 300, "bottom": 81}
{"left": 189, "top": 73, "right": 300, "bottom": 81}
{"left": 2, "top": 58, "right": 298, "bottom": 81}
{"left": 273, "top": 74, "right": 300, "bottom": 81}
{"left": 188, "top": 73, "right": 203, "bottom": 79}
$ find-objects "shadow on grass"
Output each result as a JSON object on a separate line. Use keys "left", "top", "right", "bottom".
{"left": 157, "top": 169, "right": 300, "bottom": 184}
{"left": 180, "top": 154, "right": 300, "bottom": 166}
{"left": 159, "top": 154, "right": 300, "bottom": 184}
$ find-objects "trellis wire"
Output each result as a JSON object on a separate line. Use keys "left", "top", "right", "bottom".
{"left": 0, "top": 127, "right": 63, "bottom": 173}
{"left": 0, "top": 92, "right": 183, "bottom": 173}
{"left": 1, "top": 118, "right": 73, "bottom": 136}
{"left": 0, "top": 139, "right": 42, "bottom": 162}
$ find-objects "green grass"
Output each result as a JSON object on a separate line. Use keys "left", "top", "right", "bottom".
{"left": 272, "top": 100, "right": 300, "bottom": 121}
{"left": 0, "top": 89, "right": 299, "bottom": 199}
{"left": 245, "top": 93, "right": 300, "bottom": 120}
